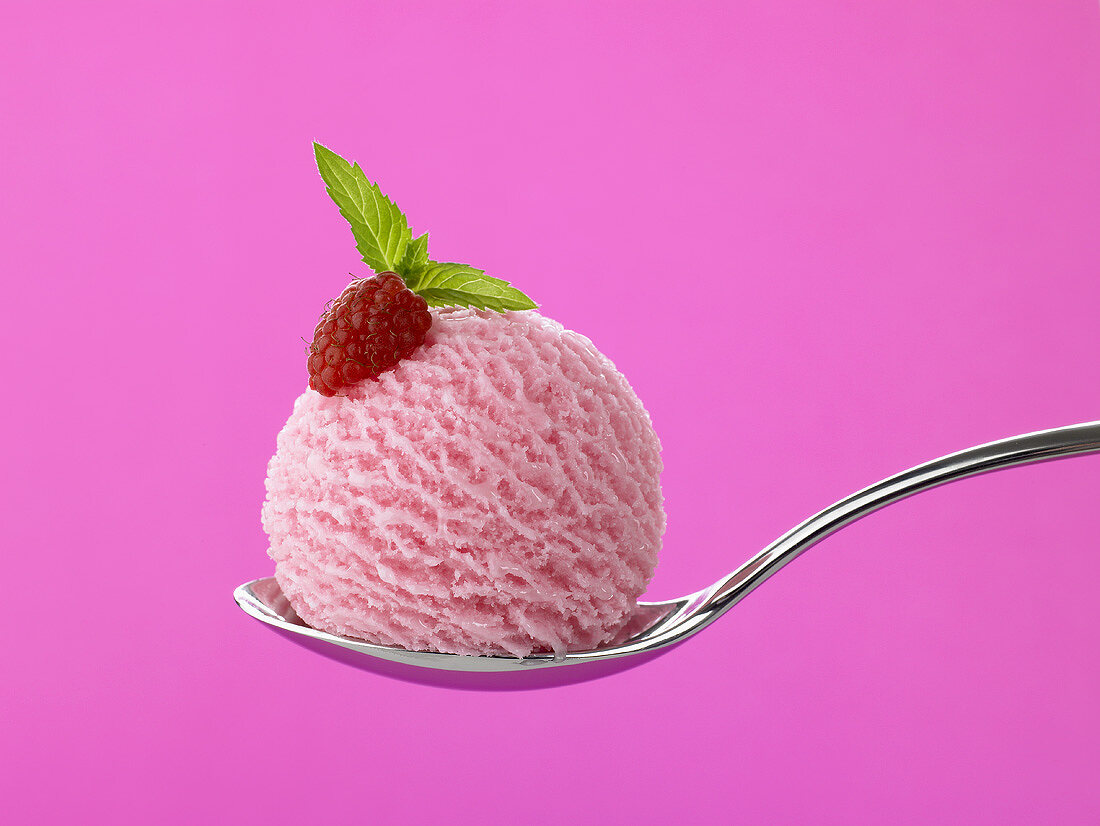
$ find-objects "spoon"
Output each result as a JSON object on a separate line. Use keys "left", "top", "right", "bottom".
{"left": 235, "top": 421, "right": 1100, "bottom": 675}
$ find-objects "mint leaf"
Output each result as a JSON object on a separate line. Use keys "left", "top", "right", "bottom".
{"left": 414, "top": 262, "right": 537, "bottom": 311}
{"left": 397, "top": 232, "right": 430, "bottom": 286}
{"left": 314, "top": 142, "right": 410, "bottom": 272}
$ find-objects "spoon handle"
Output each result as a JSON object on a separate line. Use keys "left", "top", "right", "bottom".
{"left": 698, "top": 421, "right": 1100, "bottom": 621}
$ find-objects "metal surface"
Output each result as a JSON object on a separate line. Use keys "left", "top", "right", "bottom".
{"left": 235, "top": 421, "right": 1100, "bottom": 673}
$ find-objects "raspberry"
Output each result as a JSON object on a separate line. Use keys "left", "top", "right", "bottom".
{"left": 307, "top": 272, "right": 432, "bottom": 396}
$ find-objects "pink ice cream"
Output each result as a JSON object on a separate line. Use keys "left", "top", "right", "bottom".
{"left": 262, "top": 309, "right": 664, "bottom": 657}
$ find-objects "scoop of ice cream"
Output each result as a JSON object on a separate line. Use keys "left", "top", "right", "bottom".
{"left": 262, "top": 309, "right": 664, "bottom": 657}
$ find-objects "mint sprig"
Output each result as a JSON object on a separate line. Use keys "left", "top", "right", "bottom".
{"left": 314, "top": 142, "right": 537, "bottom": 312}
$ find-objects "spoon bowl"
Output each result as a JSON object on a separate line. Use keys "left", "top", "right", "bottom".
{"left": 235, "top": 422, "right": 1100, "bottom": 673}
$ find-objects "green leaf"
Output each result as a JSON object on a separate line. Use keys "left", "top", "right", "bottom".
{"left": 397, "top": 232, "right": 430, "bottom": 286}
{"left": 314, "top": 142, "right": 410, "bottom": 272}
{"left": 414, "top": 262, "right": 537, "bottom": 311}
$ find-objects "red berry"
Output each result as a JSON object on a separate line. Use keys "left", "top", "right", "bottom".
{"left": 307, "top": 272, "right": 432, "bottom": 396}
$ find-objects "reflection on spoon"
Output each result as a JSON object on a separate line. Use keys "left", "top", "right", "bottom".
{"left": 235, "top": 421, "right": 1100, "bottom": 683}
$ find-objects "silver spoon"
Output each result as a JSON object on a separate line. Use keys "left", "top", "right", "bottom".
{"left": 235, "top": 421, "right": 1100, "bottom": 674}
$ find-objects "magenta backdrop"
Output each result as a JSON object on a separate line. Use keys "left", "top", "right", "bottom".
{"left": 3, "top": 2, "right": 1099, "bottom": 823}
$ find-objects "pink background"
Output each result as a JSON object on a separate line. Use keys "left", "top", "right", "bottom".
{"left": 3, "top": 1, "right": 1099, "bottom": 823}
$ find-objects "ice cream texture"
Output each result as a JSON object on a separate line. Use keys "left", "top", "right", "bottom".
{"left": 262, "top": 308, "right": 664, "bottom": 657}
